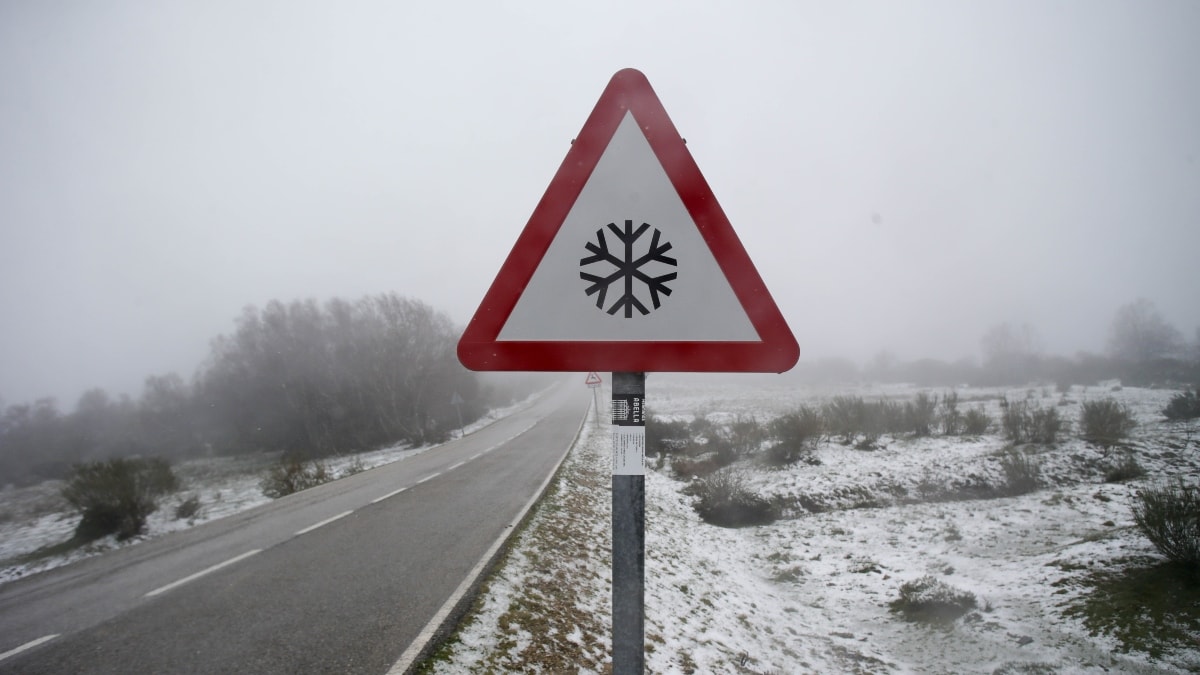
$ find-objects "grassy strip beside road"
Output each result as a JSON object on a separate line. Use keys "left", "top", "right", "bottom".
{"left": 419, "top": 409, "right": 613, "bottom": 673}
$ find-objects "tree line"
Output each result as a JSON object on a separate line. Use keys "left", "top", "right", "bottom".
{"left": 797, "top": 298, "right": 1200, "bottom": 387}
{"left": 0, "top": 293, "right": 490, "bottom": 487}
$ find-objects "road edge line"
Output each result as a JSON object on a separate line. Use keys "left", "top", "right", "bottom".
{"left": 386, "top": 396, "right": 592, "bottom": 675}
{"left": 0, "top": 634, "right": 59, "bottom": 663}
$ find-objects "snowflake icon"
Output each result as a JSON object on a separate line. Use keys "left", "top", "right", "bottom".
{"left": 579, "top": 219, "right": 678, "bottom": 318}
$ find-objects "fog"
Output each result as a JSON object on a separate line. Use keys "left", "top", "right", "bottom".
{"left": 2, "top": 1, "right": 1198, "bottom": 406}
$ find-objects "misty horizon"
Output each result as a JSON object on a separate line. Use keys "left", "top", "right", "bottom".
{"left": 3, "top": 1, "right": 1198, "bottom": 406}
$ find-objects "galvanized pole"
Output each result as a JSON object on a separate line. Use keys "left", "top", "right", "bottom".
{"left": 611, "top": 372, "right": 645, "bottom": 674}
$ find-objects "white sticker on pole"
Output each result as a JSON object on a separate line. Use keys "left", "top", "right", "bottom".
{"left": 611, "top": 392, "right": 645, "bottom": 475}
{"left": 612, "top": 426, "right": 645, "bottom": 475}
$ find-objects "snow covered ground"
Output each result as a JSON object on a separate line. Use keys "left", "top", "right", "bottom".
{"left": 429, "top": 377, "right": 1200, "bottom": 674}
{"left": 3, "top": 379, "right": 1197, "bottom": 673}
{"left": 0, "top": 392, "right": 544, "bottom": 586}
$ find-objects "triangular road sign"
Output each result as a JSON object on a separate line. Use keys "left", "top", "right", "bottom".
{"left": 458, "top": 68, "right": 798, "bottom": 373}
{"left": 585, "top": 371, "right": 603, "bottom": 387}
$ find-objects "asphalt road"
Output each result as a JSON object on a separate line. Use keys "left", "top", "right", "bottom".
{"left": 0, "top": 383, "right": 591, "bottom": 674}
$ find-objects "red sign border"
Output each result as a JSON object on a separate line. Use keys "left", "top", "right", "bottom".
{"left": 457, "top": 68, "right": 799, "bottom": 373}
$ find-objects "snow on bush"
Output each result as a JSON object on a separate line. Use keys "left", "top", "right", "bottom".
{"left": 890, "top": 575, "right": 978, "bottom": 622}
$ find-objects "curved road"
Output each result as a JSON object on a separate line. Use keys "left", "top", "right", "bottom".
{"left": 0, "top": 383, "right": 590, "bottom": 674}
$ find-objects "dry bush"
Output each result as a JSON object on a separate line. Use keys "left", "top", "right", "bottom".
{"left": 1002, "top": 400, "right": 1063, "bottom": 444}
{"left": 823, "top": 396, "right": 863, "bottom": 444}
{"left": 940, "top": 391, "right": 962, "bottom": 435}
{"left": 1162, "top": 389, "right": 1200, "bottom": 422}
{"left": 646, "top": 414, "right": 692, "bottom": 456}
{"left": 62, "top": 457, "right": 181, "bottom": 541}
{"left": 671, "top": 456, "right": 721, "bottom": 480}
{"left": 962, "top": 406, "right": 992, "bottom": 435}
{"left": 686, "top": 468, "right": 777, "bottom": 527}
{"left": 174, "top": 494, "right": 202, "bottom": 520}
{"left": 260, "top": 457, "right": 331, "bottom": 498}
{"left": 765, "top": 406, "right": 822, "bottom": 466}
{"left": 1103, "top": 452, "right": 1146, "bottom": 483}
{"left": 1079, "top": 398, "right": 1137, "bottom": 449}
{"left": 999, "top": 448, "right": 1041, "bottom": 495}
{"left": 1131, "top": 482, "right": 1200, "bottom": 568}
{"left": 890, "top": 575, "right": 977, "bottom": 622}
{"left": 905, "top": 392, "right": 938, "bottom": 437}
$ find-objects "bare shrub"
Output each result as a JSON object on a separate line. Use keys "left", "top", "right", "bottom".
{"left": 61, "top": 457, "right": 181, "bottom": 541}
{"left": 890, "top": 575, "right": 977, "bottom": 622}
{"left": 725, "top": 415, "right": 767, "bottom": 459}
{"left": 940, "top": 391, "right": 962, "bottom": 435}
{"left": 875, "top": 399, "right": 906, "bottom": 435}
{"left": 765, "top": 406, "right": 822, "bottom": 467}
{"left": 688, "top": 412, "right": 716, "bottom": 439}
{"left": 1002, "top": 400, "right": 1063, "bottom": 444}
{"left": 646, "top": 414, "right": 692, "bottom": 456}
{"left": 962, "top": 406, "right": 992, "bottom": 435}
{"left": 1079, "top": 398, "right": 1137, "bottom": 449}
{"left": 823, "top": 396, "right": 863, "bottom": 444}
{"left": 260, "top": 457, "right": 331, "bottom": 498}
{"left": 857, "top": 400, "right": 901, "bottom": 449}
{"left": 1162, "top": 389, "right": 1200, "bottom": 422}
{"left": 1103, "top": 452, "right": 1145, "bottom": 483}
{"left": 904, "top": 392, "right": 938, "bottom": 437}
{"left": 999, "top": 448, "right": 1041, "bottom": 495}
{"left": 174, "top": 494, "right": 202, "bottom": 520}
{"left": 1131, "top": 481, "right": 1200, "bottom": 568}
{"left": 687, "top": 468, "right": 777, "bottom": 527}
{"left": 671, "top": 456, "right": 721, "bottom": 480}
{"left": 339, "top": 455, "right": 367, "bottom": 478}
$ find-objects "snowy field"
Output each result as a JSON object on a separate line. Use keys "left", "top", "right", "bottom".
{"left": 3, "top": 379, "right": 1197, "bottom": 673}
{"left": 428, "top": 376, "right": 1200, "bottom": 674}
{"left": 0, "top": 393, "right": 545, "bottom": 586}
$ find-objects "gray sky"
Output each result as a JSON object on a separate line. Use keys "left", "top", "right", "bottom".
{"left": 2, "top": 1, "right": 1198, "bottom": 407}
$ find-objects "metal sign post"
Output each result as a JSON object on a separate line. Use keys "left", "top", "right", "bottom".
{"left": 610, "top": 372, "right": 645, "bottom": 674}
{"left": 456, "top": 69, "right": 799, "bottom": 675}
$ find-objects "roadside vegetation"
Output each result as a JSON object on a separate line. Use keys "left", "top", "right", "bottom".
{"left": 432, "top": 377, "right": 1200, "bottom": 673}
{"left": 0, "top": 293, "right": 538, "bottom": 489}
{"left": 61, "top": 457, "right": 181, "bottom": 541}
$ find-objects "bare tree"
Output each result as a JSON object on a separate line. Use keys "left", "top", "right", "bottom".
{"left": 980, "top": 322, "right": 1040, "bottom": 384}
{"left": 1107, "top": 298, "right": 1183, "bottom": 363}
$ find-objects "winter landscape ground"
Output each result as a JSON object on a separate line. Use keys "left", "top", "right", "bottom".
{"left": 2, "top": 378, "right": 1198, "bottom": 674}
{"left": 424, "top": 376, "right": 1200, "bottom": 674}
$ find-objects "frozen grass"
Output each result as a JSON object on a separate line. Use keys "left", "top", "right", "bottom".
{"left": 0, "top": 392, "right": 545, "bottom": 586}
{"left": 428, "top": 378, "right": 1200, "bottom": 674}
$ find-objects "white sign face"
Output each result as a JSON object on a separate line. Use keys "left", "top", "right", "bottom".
{"left": 496, "top": 112, "right": 760, "bottom": 342}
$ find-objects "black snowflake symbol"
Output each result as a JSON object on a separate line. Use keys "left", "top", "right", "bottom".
{"left": 579, "top": 219, "right": 678, "bottom": 318}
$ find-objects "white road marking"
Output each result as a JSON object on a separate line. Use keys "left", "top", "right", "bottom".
{"left": 145, "top": 549, "right": 262, "bottom": 598}
{"left": 0, "top": 634, "right": 59, "bottom": 662}
{"left": 447, "top": 460, "right": 466, "bottom": 471}
{"left": 370, "top": 487, "right": 407, "bottom": 504}
{"left": 294, "top": 510, "right": 354, "bottom": 536}
{"left": 415, "top": 473, "right": 439, "bottom": 485}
